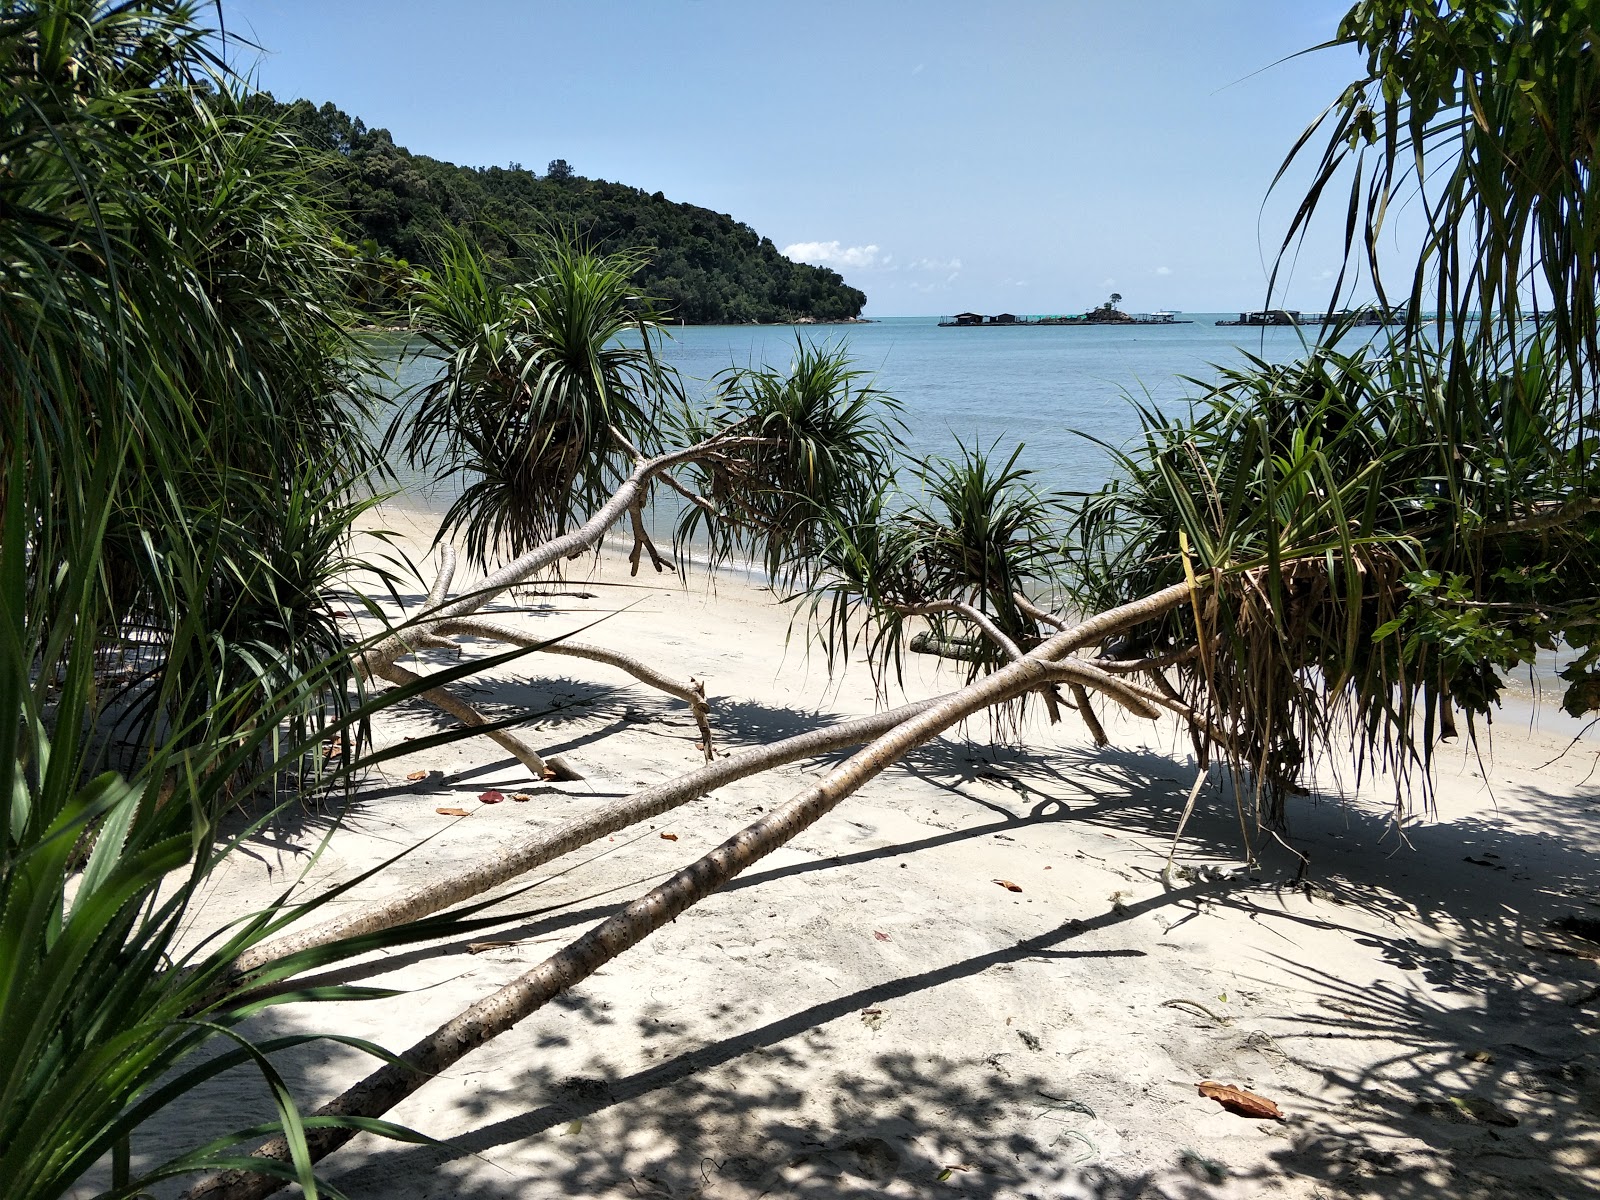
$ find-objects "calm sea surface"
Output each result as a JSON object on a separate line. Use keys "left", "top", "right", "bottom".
{"left": 375, "top": 313, "right": 1326, "bottom": 509}
{"left": 369, "top": 314, "right": 1590, "bottom": 733}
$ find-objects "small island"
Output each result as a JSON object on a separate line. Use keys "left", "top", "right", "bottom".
{"left": 940, "top": 293, "right": 1192, "bottom": 327}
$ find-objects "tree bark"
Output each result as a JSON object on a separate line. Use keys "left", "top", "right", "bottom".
{"left": 432, "top": 618, "right": 714, "bottom": 759}
{"left": 370, "top": 662, "right": 549, "bottom": 778}
{"left": 236, "top": 584, "right": 1192, "bottom": 980}
{"left": 182, "top": 583, "right": 1194, "bottom": 1200}
{"left": 230, "top": 694, "right": 947, "bottom": 978}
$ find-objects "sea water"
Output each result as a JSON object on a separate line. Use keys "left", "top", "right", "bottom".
{"left": 376, "top": 313, "right": 1323, "bottom": 509}
{"left": 369, "top": 314, "right": 1591, "bottom": 739}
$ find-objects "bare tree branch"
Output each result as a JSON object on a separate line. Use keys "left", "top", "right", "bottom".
{"left": 370, "top": 661, "right": 549, "bottom": 778}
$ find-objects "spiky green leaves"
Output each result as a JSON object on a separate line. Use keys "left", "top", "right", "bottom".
{"left": 801, "top": 437, "right": 1067, "bottom": 690}
{"left": 399, "top": 233, "right": 678, "bottom": 566}
{"left": 1062, "top": 333, "right": 1600, "bottom": 818}
{"left": 672, "top": 338, "right": 904, "bottom": 589}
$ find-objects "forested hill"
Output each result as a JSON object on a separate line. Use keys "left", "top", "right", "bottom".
{"left": 255, "top": 96, "right": 866, "bottom": 325}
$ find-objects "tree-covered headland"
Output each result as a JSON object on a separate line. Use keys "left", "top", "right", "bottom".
{"left": 254, "top": 94, "right": 867, "bottom": 325}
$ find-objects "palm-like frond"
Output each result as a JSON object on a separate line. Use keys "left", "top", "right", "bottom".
{"left": 672, "top": 338, "right": 904, "bottom": 588}
{"left": 398, "top": 232, "right": 678, "bottom": 566}
{"left": 797, "top": 438, "right": 1067, "bottom": 693}
{"left": 1062, "top": 332, "right": 1599, "bottom": 820}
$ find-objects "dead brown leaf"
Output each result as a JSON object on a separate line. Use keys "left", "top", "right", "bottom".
{"left": 478, "top": 790, "right": 505, "bottom": 804}
{"left": 436, "top": 807, "right": 470, "bottom": 817}
{"left": 405, "top": 770, "right": 427, "bottom": 782}
{"left": 512, "top": 792, "right": 532, "bottom": 802}
{"left": 1197, "top": 1081, "right": 1283, "bottom": 1119}
{"left": 993, "top": 879, "right": 1023, "bottom": 893}
{"left": 659, "top": 832, "right": 679, "bottom": 841}
{"left": 873, "top": 930, "right": 890, "bottom": 942}
{"left": 467, "top": 939, "right": 524, "bottom": 954}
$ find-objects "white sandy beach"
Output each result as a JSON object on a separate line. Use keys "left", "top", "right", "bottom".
{"left": 157, "top": 505, "right": 1600, "bottom": 1200}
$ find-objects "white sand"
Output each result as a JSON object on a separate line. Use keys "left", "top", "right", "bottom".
{"left": 159, "top": 506, "right": 1600, "bottom": 1199}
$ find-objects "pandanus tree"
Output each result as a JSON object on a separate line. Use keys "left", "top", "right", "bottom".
{"left": 0, "top": 2, "right": 547, "bottom": 1198}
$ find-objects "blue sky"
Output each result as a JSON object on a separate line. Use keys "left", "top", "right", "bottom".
{"left": 222, "top": 1, "right": 1412, "bottom": 315}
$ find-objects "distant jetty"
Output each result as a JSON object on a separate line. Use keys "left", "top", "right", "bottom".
{"left": 1216, "top": 307, "right": 1407, "bottom": 327}
{"left": 939, "top": 309, "right": 1192, "bottom": 328}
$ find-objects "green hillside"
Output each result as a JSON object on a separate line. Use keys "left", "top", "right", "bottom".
{"left": 256, "top": 96, "right": 867, "bottom": 325}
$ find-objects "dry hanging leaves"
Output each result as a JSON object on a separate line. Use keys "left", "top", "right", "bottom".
{"left": 1197, "top": 1081, "right": 1283, "bottom": 1120}
{"left": 405, "top": 770, "right": 427, "bottom": 782}
{"left": 993, "top": 879, "right": 1023, "bottom": 893}
{"left": 436, "top": 807, "right": 470, "bottom": 817}
{"left": 659, "top": 832, "right": 679, "bottom": 841}
{"left": 478, "top": 790, "right": 505, "bottom": 804}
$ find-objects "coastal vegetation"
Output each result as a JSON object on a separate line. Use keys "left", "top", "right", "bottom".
{"left": 254, "top": 94, "right": 868, "bottom": 325}
{"left": 5, "top": 0, "right": 1599, "bottom": 1197}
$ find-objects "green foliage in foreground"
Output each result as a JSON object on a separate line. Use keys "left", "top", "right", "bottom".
{"left": 252, "top": 94, "right": 868, "bottom": 325}
{"left": 1, "top": 0, "right": 394, "bottom": 766}
{"left": 0, "top": 3, "right": 495, "bottom": 1194}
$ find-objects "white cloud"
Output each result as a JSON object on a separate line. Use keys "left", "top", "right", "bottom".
{"left": 1155, "top": 266, "right": 1172, "bottom": 276}
{"left": 909, "top": 256, "right": 962, "bottom": 272}
{"left": 782, "top": 240, "right": 882, "bottom": 270}
{"left": 911, "top": 62, "right": 925, "bottom": 75}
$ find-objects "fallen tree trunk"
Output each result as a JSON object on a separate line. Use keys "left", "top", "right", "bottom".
{"left": 183, "top": 583, "right": 1192, "bottom": 1200}
{"left": 232, "top": 694, "right": 948, "bottom": 977}
{"left": 238, "top": 583, "right": 1192, "bottom": 979}
{"left": 432, "top": 618, "right": 714, "bottom": 758}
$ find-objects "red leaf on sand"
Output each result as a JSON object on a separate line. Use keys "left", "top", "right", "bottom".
{"left": 874, "top": 931, "right": 890, "bottom": 942}
{"left": 660, "top": 832, "right": 679, "bottom": 841}
{"left": 405, "top": 770, "right": 427, "bottom": 782}
{"left": 478, "top": 790, "right": 505, "bottom": 804}
{"left": 512, "top": 792, "right": 532, "bottom": 802}
{"left": 993, "top": 879, "right": 1023, "bottom": 893}
{"left": 1197, "top": 1081, "right": 1283, "bottom": 1119}
{"left": 436, "top": 807, "right": 470, "bottom": 817}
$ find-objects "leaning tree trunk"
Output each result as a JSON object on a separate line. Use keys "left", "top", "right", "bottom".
{"left": 181, "top": 583, "right": 1194, "bottom": 1200}
{"left": 231, "top": 693, "right": 950, "bottom": 978}
{"left": 237, "top": 583, "right": 1196, "bottom": 979}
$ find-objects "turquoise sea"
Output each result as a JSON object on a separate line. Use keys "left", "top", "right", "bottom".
{"left": 380, "top": 313, "right": 1327, "bottom": 509}
{"left": 374, "top": 314, "right": 1590, "bottom": 736}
